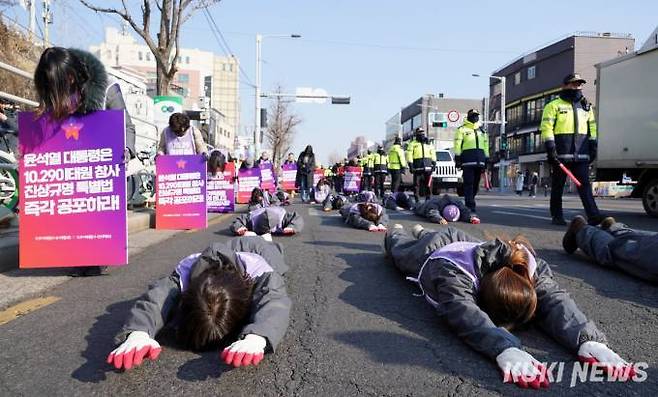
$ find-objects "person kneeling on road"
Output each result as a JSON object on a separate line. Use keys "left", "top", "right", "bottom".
{"left": 339, "top": 202, "right": 388, "bottom": 232}
{"left": 413, "top": 194, "right": 480, "bottom": 224}
{"left": 230, "top": 206, "right": 304, "bottom": 239}
{"left": 107, "top": 237, "right": 291, "bottom": 370}
{"left": 384, "top": 224, "right": 637, "bottom": 389}
{"left": 383, "top": 191, "right": 415, "bottom": 211}
{"left": 562, "top": 215, "right": 658, "bottom": 283}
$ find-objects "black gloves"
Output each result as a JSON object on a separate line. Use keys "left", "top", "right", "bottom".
{"left": 454, "top": 156, "right": 462, "bottom": 168}
{"left": 589, "top": 140, "right": 598, "bottom": 163}
{"left": 545, "top": 141, "right": 559, "bottom": 166}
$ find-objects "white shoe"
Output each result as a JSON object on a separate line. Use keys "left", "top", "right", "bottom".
{"left": 393, "top": 224, "right": 404, "bottom": 229}
{"left": 244, "top": 231, "right": 257, "bottom": 237}
{"left": 261, "top": 233, "right": 273, "bottom": 242}
{"left": 411, "top": 224, "right": 424, "bottom": 239}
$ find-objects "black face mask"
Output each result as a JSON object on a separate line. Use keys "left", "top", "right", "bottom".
{"left": 560, "top": 89, "right": 583, "bottom": 102}
{"left": 467, "top": 114, "right": 479, "bottom": 123}
{"left": 378, "top": 149, "right": 384, "bottom": 154}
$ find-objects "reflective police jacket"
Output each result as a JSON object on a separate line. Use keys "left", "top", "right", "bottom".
{"left": 387, "top": 144, "right": 408, "bottom": 170}
{"left": 371, "top": 152, "right": 388, "bottom": 173}
{"left": 453, "top": 120, "right": 489, "bottom": 168}
{"left": 360, "top": 156, "right": 372, "bottom": 175}
{"left": 406, "top": 140, "right": 436, "bottom": 172}
{"left": 540, "top": 97, "right": 597, "bottom": 162}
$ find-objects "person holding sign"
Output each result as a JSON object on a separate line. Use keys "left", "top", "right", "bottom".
{"left": 157, "top": 113, "right": 208, "bottom": 157}
{"left": 230, "top": 206, "right": 304, "bottom": 238}
{"left": 339, "top": 202, "right": 388, "bottom": 232}
{"left": 384, "top": 225, "right": 637, "bottom": 389}
{"left": 107, "top": 237, "right": 291, "bottom": 370}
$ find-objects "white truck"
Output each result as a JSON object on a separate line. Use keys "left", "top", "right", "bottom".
{"left": 400, "top": 149, "right": 463, "bottom": 195}
{"left": 594, "top": 26, "right": 658, "bottom": 217}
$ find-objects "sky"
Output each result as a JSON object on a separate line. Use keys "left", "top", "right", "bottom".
{"left": 4, "top": 0, "right": 658, "bottom": 164}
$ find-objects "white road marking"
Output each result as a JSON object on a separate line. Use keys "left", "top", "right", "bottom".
{"left": 491, "top": 210, "right": 553, "bottom": 221}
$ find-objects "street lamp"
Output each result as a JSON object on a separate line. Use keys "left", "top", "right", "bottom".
{"left": 255, "top": 33, "right": 301, "bottom": 157}
{"left": 473, "top": 73, "right": 507, "bottom": 190}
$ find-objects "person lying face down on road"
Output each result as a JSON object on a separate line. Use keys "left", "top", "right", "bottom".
{"left": 413, "top": 194, "right": 480, "bottom": 224}
{"left": 384, "top": 224, "right": 637, "bottom": 389}
{"left": 230, "top": 206, "right": 304, "bottom": 237}
{"left": 322, "top": 193, "right": 348, "bottom": 212}
{"left": 562, "top": 215, "right": 658, "bottom": 283}
{"left": 339, "top": 201, "right": 389, "bottom": 232}
{"left": 383, "top": 191, "right": 415, "bottom": 211}
{"left": 107, "top": 237, "right": 291, "bottom": 370}
{"left": 247, "top": 187, "right": 278, "bottom": 212}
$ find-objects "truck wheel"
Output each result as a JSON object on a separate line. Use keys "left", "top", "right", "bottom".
{"left": 642, "top": 178, "right": 658, "bottom": 218}
{"left": 457, "top": 184, "right": 464, "bottom": 197}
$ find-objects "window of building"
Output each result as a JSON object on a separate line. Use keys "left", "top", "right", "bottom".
{"left": 146, "top": 52, "right": 151, "bottom": 61}
{"left": 514, "top": 72, "right": 521, "bottom": 85}
{"left": 229, "top": 64, "right": 233, "bottom": 72}
{"left": 138, "top": 51, "right": 143, "bottom": 61}
{"left": 178, "top": 73, "right": 189, "bottom": 83}
{"left": 412, "top": 114, "right": 422, "bottom": 130}
{"left": 186, "top": 56, "right": 190, "bottom": 64}
{"left": 527, "top": 65, "right": 536, "bottom": 80}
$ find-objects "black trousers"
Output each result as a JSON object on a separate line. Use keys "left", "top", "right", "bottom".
{"left": 362, "top": 174, "right": 372, "bottom": 191}
{"left": 550, "top": 161, "right": 600, "bottom": 219}
{"left": 413, "top": 171, "right": 432, "bottom": 200}
{"left": 462, "top": 166, "right": 482, "bottom": 212}
{"left": 390, "top": 169, "right": 402, "bottom": 193}
{"left": 374, "top": 173, "right": 386, "bottom": 197}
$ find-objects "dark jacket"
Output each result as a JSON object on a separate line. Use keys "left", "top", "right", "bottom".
{"left": 117, "top": 237, "right": 291, "bottom": 352}
{"left": 339, "top": 203, "right": 389, "bottom": 230}
{"left": 70, "top": 48, "right": 136, "bottom": 156}
{"left": 295, "top": 151, "right": 316, "bottom": 188}
{"left": 413, "top": 194, "right": 471, "bottom": 223}
{"left": 230, "top": 207, "right": 304, "bottom": 235}
{"left": 409, "top": 233, "right": 607, "bottom": 360}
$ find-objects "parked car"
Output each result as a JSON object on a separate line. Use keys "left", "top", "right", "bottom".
{"left": 401, "top": 149, "right": 463, "bottom": 195}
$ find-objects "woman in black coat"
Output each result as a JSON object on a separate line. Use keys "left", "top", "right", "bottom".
{"left": 295, "top": 145, "right": 315, "bottom": 203}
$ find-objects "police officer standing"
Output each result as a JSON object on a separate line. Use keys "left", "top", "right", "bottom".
{"left": 360, "top": 150, "right": 373, "bottom": 191}
{"left": 406, "top": 127, "right": 436, "bottom": 202}
{"left": 454, "top": 109, "right": 488, "bottom": 220}
{"left": 387, "top": 136, "right": 408, "bottom": 193}
{"left": 541, "top": 73, "right": 602, "bottom": 226}
{"left": 372, "top": 145, "right": 388, "bottom": 198}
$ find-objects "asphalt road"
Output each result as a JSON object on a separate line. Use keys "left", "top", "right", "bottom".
{"left": 0, "top": 193, "right": 656, "bottom": 396}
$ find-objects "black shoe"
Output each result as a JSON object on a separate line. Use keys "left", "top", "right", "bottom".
{"left": 587, "top": 214, "right": 606, "bottom": 226}
{"left": 551, "top": 217, "right": 567, "bottom": 226}
{"left": 71, "top": 266, "right": 108, "bottom": 277}
{"left": 563, "top": 215, "right": 587, "bottom": 254}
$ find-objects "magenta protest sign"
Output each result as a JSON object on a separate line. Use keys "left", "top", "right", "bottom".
{"left": 156, "top": 155, "right": 207, "bottom": 229}
{"left": 207, "top": 162, "right": 235, "bottom": 213}
{"left": 237, "top": 167, "right": 261, "bottom": 203}
{"left": 18, "top": 110, "right": 127, "bottom": 268}
{"left": 259, "top": 162, "right": 275, "bottom": 193}
{"left": 343, "top": 166, "right": 363, "bottom": 193}
{"left": 280, "top": 164, "right": 297, "bottom": 191}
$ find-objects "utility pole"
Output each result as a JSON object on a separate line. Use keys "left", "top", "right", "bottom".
{"left": 42, "top": 0, "right": 52, "bottom": 46}
{"left": 28, "top": 0, "right": 36, "bottom": 42}
{"left": 254, "top": 34, "right": 262, "bottom": 158}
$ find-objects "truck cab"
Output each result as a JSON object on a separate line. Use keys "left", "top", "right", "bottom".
{"left": 400, "top": 149, "right": 463, "bottom": 195}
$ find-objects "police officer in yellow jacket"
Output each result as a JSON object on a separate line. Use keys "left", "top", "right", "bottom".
{"left": 454, "top": 109, "right": 488, "bottom": 218}
{"left": 360, "top": 150, "right": 373, "bottom": 191}
{"left": 387, "top": 136, "right": 408, "bottom": 193}
{"left": 541, "top": 73, "right": 602, "bottom": 226}
{"left": 372, "top": 145, "right": 388, "bottom": 198}
{"left": 406, "top": 128, "right": 436, "bottom": 202}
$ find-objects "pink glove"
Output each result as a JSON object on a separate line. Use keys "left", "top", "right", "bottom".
{"left": 377, "top": 224, "right": 387, "bottom": 232}
{"left": 221, "top": 334, "right": 267, "bottom": 367}
{"left": 236, "top": 227, "right": 247, "bottom": 236}
{"left": 578, "top": 341, "right": 636, "bottom": 380}
{"left": 107, "top": 331, "right": 161, "bottom": 370}
{"left": 368, "top": 225, "right": 379, "bottom": 232}
{"left": 282, "top": 227, "right": 295, "bottom": 235}
{"left": 496, "top": 348, "right": 549, "bottom": 389}
{"left": 470, "top": 215, "right": 481, "bottom": 224}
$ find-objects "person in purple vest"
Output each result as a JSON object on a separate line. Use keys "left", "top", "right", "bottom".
{"left": 106, "top": 237, "right": 291, "bottom": 370}
{"left": 357, "top": 190, "right": 377, "bottom": 204}
{"left": 384, "top": 224, "right": 637, "bottom": 389}
{"left": 413, "top": 194, "right": 480, "bottom": 224}
{"left": 339, "top": 202, "right": 389, "bottom": 232}
{"left": 230, "top": 206, "right": 304, "bottom": 237}
{"left": 157, "top": 112, "right": 208, "bottom": 157}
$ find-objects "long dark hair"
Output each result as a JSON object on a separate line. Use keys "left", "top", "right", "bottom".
{"left": 34, "top": 47, "right": 89, "bottom": 120}
{"left": 177, "top": 266, "right": 254, "bottom": 351}
{"left": 479, "top": 236, "right": 537, "bottom": 330}
{"left": 208, "top": 150, "right": 226, "bottom": 176}
{"left": 358, "top": 203, "right": 381, "bottom": 224}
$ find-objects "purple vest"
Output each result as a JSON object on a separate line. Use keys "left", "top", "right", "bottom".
{"left": 428, "top": 242, "right": 482, "bottom": 288}
{"left": 175, "top": 252, "right": 273, "bottom": 292}
{"left": 165, "top": 126, "right": 196, "bottom": 155}
{"left": 250, "top": 206, "right": 286, "bottom": 233}
{"left": 359, "top": 191, "right": 376, "bottom": 203}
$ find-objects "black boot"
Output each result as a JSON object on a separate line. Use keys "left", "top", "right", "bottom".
{"left": 562, "top": 215, "right": 587, "bottom": 254}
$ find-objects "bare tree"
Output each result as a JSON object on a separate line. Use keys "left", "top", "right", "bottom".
{"left": 265, "top": 86, "right": 301, "bottom": 169}
{"left": 80, "top": 0, "right": 219, "bottom": 95}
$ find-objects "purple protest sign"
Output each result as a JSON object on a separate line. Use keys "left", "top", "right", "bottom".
{"left": 343, "top": 166, "right": 363, "bottom": 193}
{"left": 18, "top": 110, "right": 127, "bottom": 268}
{"left": 237, "top": 167, "right": 261, "bottom": 203}
{"left": 156, "top": 155, "right": 207, "bottom": 229}
{"left": 280, "top": 163, "right": 297, "bottom": 191}
{"left": 207, "top": 162, "right": 235, "bottom": 213}
{"left": 259, "top": 162, "right": 275, "bottom": 193}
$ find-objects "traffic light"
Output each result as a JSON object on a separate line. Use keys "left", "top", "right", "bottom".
{"left": 432, "top": 121, "right": 447, "bottom": 128}
{"left": 501, "top": 136, "right": 507, "bottom": 150}
{"left": 331, "top": 96, "right": 351, "bottom": 104}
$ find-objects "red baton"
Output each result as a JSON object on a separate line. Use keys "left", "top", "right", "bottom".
{"left": 559, "top": 163, "right": 582, "bottom": 188}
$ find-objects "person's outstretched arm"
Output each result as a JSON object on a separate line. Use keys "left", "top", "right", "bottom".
{"left": 230, "top": 214, "right": 250, "bottom": 235}
{"left": 282, "top": 210, "right": 304, "bottom": 234}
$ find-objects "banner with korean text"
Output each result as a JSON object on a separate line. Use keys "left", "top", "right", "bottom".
{"left": 207, "top": 161, "right": 235, "bottom": 213}
{"left": 313, "top": 168, "right": 324, "bottom": 187}
{"left": 18, "top": 111, "right": 127, "bottom": 268}
{"left": 280, "top": 164, "right": 297, "bottom": 191}
{"left": 237, "top": 167, "right": 261, "bottom": 203}
{"left": 343, "top": 166, "right": 363, "bottom": 193}
{"left": 156, "top": 155, "right": 207, "bottom": 229}
{"left": 259, "top": 162, "right": 275, "bottom": 193}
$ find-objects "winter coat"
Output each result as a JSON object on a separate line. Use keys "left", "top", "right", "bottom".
{"left": 339, "top": 203, "right": 389, "bottom": 230}
{"left": 117, "top": 237, "right": 291, "bottom": 352}
{"left": 230, "top": 207, "right": 304, "bottom": 235}
{"left": 405, "top": 232, "right": 607, "bottom": 360}
{"left": 413, "top": 194, "right": 471, "bottom": 223}
{"left": 295, "top": 152, "right": 316, "bottom": 188}
{"left": 69, "top": 49, "right": 136, "bottom": 156}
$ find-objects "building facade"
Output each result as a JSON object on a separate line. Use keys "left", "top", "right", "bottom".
{"left": 487, "top": 32, "right": 635, "bottom": 190}
{"left": 90, "top": 27, "right": 240, "bottom": 150}
{"left": 347, "top": 136, "right": 376, "bottom": 160}
{"left": 399, "top": 94, "right": 484, "bottom": 150}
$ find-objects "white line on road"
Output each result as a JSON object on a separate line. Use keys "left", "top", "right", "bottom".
{"left": 491, "top": 210, "right": 553, "bottom": 221}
